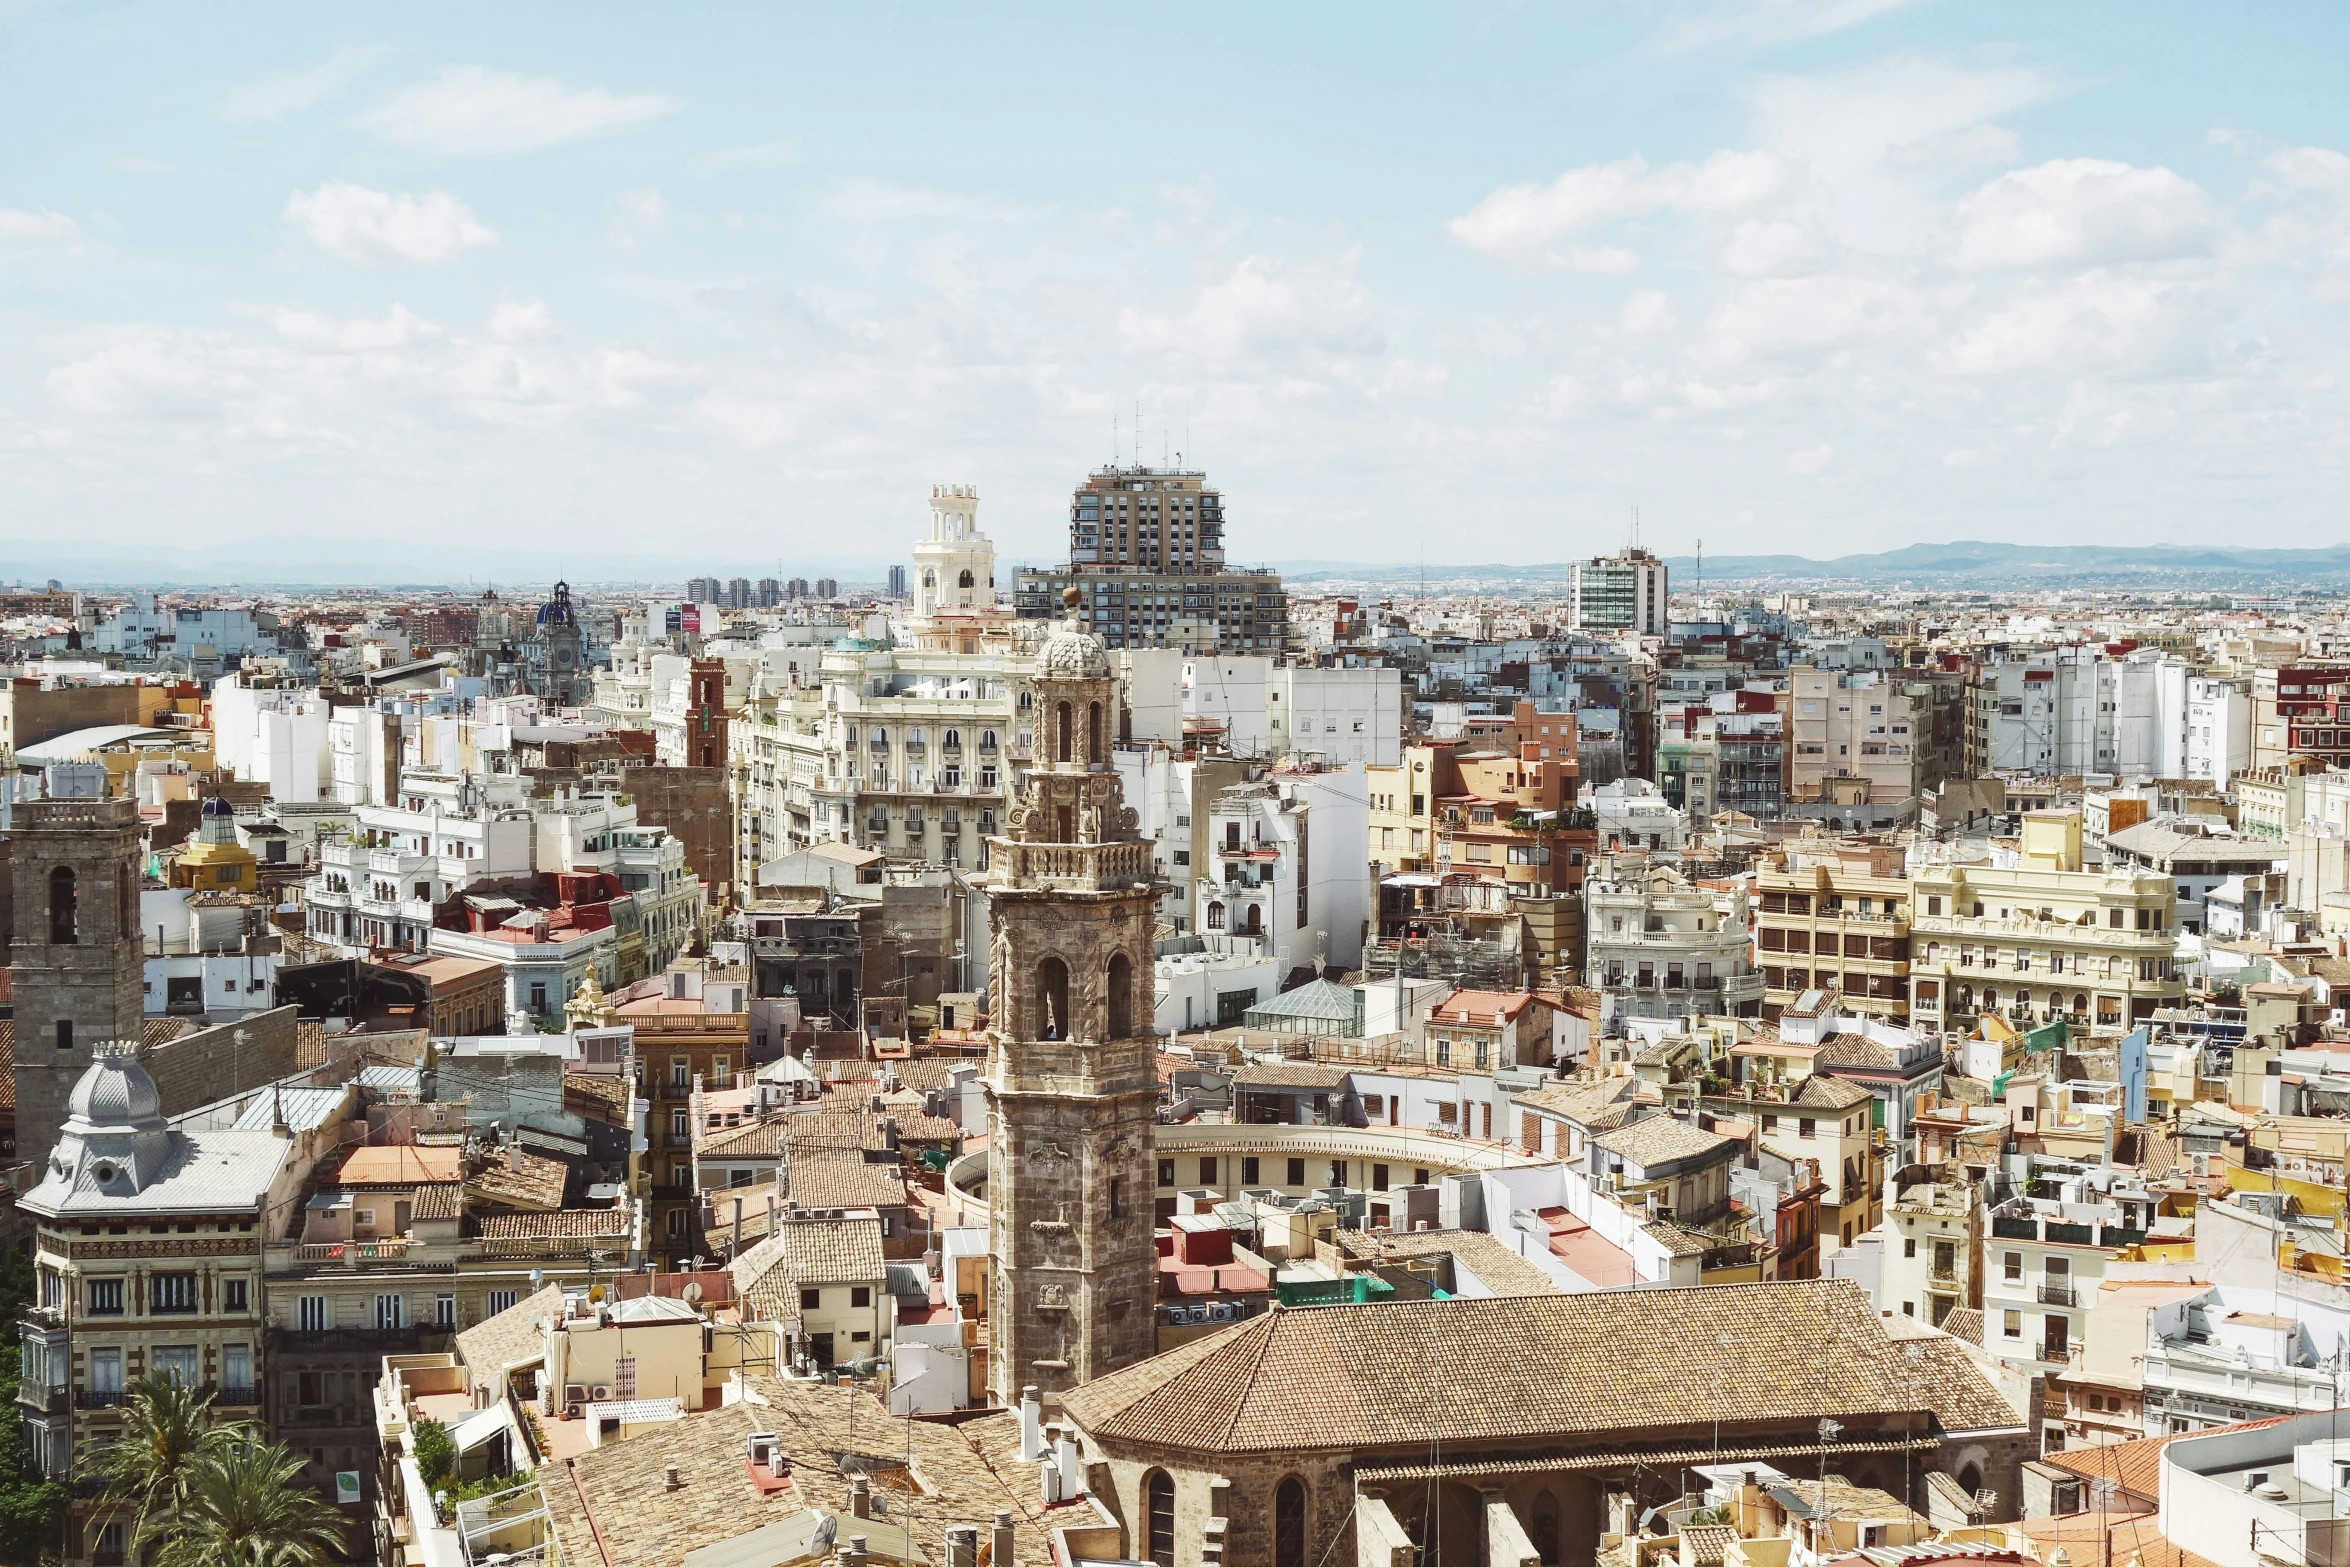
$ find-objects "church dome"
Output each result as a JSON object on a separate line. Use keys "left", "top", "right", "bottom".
{"left": 67, "top": 1049, "right": 163, "bottom": 1128}
{"left": 1038, "top": 586, "right": 1111, "bottom": 681}
{"left": 536, "top": 580, "right": 576, "bottom": 627}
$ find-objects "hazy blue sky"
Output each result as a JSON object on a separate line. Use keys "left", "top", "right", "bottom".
{"left": 6, "top": 1, "right": 2350, "bottom": 569}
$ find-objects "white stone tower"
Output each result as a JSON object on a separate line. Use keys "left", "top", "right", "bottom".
{"left": 912, "top": 484, "right": 998, "bottom": 623}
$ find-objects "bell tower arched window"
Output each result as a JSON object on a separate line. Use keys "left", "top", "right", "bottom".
{"left": 48, "top": 867, "right": 76, "bottom": 945}
{"left": 1087, "top": 702, "right": 1102, "bottom": 765}
{"left": 1107, "top": 953, "right": 1133, "bottom": 1038}
{"left": 1056, "top": 702, "right": 1073, "bottom": 764}
{"left": 1037, "top": 957, "right": 1070, "bottom": 1040}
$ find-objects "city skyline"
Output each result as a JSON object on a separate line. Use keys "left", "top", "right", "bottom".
{"left": 9, "top": 3, "right": 2350, "bottom": 567}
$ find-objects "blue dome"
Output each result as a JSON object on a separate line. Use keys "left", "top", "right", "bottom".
{"left": 537, "top": 579, "right": 575, "bottom": 625}
{"left": 201, "top": 796, "right": 234, "bottom": 817}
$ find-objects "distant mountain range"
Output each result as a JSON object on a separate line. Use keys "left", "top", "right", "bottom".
{"left": 9, "top": 533, "right": 2350, "bottom": 593}
{"left": 1278, "top": 540, "right": 2350, "bottom": 590}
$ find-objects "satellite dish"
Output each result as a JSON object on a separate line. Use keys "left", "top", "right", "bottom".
{"left": 681, "top": 1282, "right": 704, "bottom": 1308}
{"left": 810, "top": 1515, "right": 838, "bottom": 1553}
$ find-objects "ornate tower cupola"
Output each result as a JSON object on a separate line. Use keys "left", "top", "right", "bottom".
{"left": 982, "top": 586, "right": 1160, "bottom": 1405}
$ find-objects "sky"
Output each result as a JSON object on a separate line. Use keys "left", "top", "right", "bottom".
{"left": 7, "top": 1, "right": 2350, "bottom": 573}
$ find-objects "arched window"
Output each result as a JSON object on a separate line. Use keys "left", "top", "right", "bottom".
{"left": 958, "top": 569, "right": 976, "bottom": 589}
{"left": 922, "top": 570, "right": 936, "bottom": 590}
{"left": 1107, "top": 953, "right": 1133, "bottom": 1038}
{"left": 1145, "top": 1470, "right": 1175, "bottom": 1567}
{"left": 1206, "top": 902, "right": 1225, "bottom": 931}
{"left": 1243, "top": 905, "right": 1263, "bottom": 935}
{"left": 1056, "top": 702, "right": 1073, "bottom": 764}
{"left": 1957, "top": 1462, "right": 1982, "bottom": 1500}
{"left": 1531, "top": 1490, "right": 1561, "bottom": 1565}
{"left": 2072, "top": 991, "right": 2087, "bottom": 1015}
{"left": 1037, "top": 956, "right": 1070, "bottom": 1040}
{"left": 1274, "top": 1478, "right": 1307, "bottom": 1567}
{"left": 1087, "top": 702, "right": 1102, "bottom": 764}
{"left": 48, "top": 866, "right": 76, "bottom": 946}
{"left": 944, "top": 729, "right": 961, "bottom": 750}
{"left": 1981, "top": 987, "right": 1997, "bottom": 1010}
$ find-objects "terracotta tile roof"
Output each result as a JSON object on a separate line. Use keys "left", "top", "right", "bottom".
{"left": 1588, "top": 1116, "right": 1739, "bottom": 1169}
{"left": 464, "top": 1147, "right": 570, "bottom": 1211}
{"left": 142, "top": 1017, "right": 191, "bottom": 1049}
{"left": 1515, "top": 1076, "right": 1642, "bottom": 1127}
{"left": 1062, "top": 1279, "right": 1994, "bottom": 1455}
{"left": 545, "top": 1380, "right": 1068, "bottom": 1567}
{"left": 1811, "top": 1033, "right": 1908, "bottom": 1070}
{"left": 699, "top": 1119, "right": 783, "bottom": 1159}
{"left": 1794, "top": 1074, "right": 1876, "bottom": 1111}
{"left": 2041, "top": 1415, "right": 2290, "bottom": 1507}
{"left": 728, "top": 1214, "right": 886, "bottom": 1309}
{"left": 475, "top": 1209, "right": 632, "bottom": 1241}
{"left": 453, "top": 1282, "right": 563, "bottom": 1395}
{"left": 785, "top": 1148, "right": 907, "bottom": 1210}
{"left": 1230, "top": 1060, "right": 1352, "bottom": 1090}
{"left": 1938, "top": 1308, "right": 1983, "bottom": 1347}
{"left": 564, "top": 1073, "right": 632, "bottom": 1115}
{"left": 1885, "top": 1335, "right": 2027, "bottom": 1432}
{"left": 411, "top": 1183, "right": 462, "bottom": 1221}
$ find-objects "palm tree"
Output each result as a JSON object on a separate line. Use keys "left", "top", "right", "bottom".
{"left": 88, "top": 1376, "right": 230, "bottom": 1543}
{"left": 142, "top": 1437, "right": 344, "bottom": 1567}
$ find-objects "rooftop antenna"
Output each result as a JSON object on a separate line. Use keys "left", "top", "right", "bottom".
{"left": 1695, "top": 538, "right": 1703, "bottom": 605}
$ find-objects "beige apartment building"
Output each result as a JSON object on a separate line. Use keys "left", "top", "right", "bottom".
{"left": 1908, "top": 812, "right": 2186, "bottom": 1036}
{"left": 1753, "top": 841, "right": 1913, "bottom": 1022}
{"left": 1788, "top": 667, "right": 1933, "bottom": 808}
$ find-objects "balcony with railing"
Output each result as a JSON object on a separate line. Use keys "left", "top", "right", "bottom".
{"left": 2039, "top": 1281, "right": 2077, "bottom": 1307}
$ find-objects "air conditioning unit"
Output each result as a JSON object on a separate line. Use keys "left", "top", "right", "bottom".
{"left": 590, "top": 1384, "right": 612, "bottom": 1403}
{"left": 1209, "top": 1302, "right": 1237, "bottom": 1322}
{"left": 563, "top": 1384, "right": 586, "bottom": 1419}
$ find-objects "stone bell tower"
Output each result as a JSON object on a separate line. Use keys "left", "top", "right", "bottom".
{"left": 985, "top": 587, "right": 1161, "bottom": 1407}
{"left": 10, "top": 771, "right": 144, "bottom": 1175}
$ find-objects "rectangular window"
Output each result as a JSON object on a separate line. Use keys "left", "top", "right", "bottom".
{"left": 88, "top": 1347, "right": 122, "bottom": 1395}
{"left": 485, "top": 1289, "right": 518, "bottom": 1317}
{"left": 151, "top": 1272, "right": 200, "bottom": 1314}
{"left": 87, "top": 1278, "right": 124, "bottom": 1316}
{"left": 298, "top": 1294, "right": 330, "bottom": 1332}
{"left": 800, "top": 1288, "right": 821, "bottom": 1311}
{"left": 375, "top": 1294, "right": 405, "bottom": 1330}
{"left": 1286, "top": 1157, "right": 1306, "bottom": 1186}
{"left": 1241, "top": 1156, "right": 1260, "bottom": 1185}
{"left": 1329, "top": 1160, "right": 1347, "bottom": 1187}
{"left": 1200, "top": 1157, "right": 1219, "bottom": 1185}
{"left": 851, "top": 1286, "right": 872, "bottom": 1308}
{"left": 435, "top": 1294, "right": 456, "bottom": 1330}
{"left": 2004, "top": 1310, "right": 2022, "bottom": 1337}
{"left": 223, "top": 1278, "right": 249, "bottom": 1313}
{"left": 222, "top": 1344, "right": 252, "bottom": 1395}
{"left": 152, "top": 1346, "right": 198, "bottom": 1388}
{"left": 1373, "top": 1164, "right": 1390, "bottom": 1192}
{"left": 1157, "top": 1159, "right": 1175, "bottom": 1188}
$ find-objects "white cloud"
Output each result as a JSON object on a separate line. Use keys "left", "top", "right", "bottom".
{"left": 1747, "top": 55, "right": 2058, "bottom": 184}
{"left": 362, "top": 66, "right": 671, "bottom": 155}
{"left": 1119, "top": 253, "right": 1385, "bottom": 364}
{"left": 1936, "top": 270, "right": 2211, "bottom": 379}
{"left": 489, "top": 300, "right": 554, "bottom": 342}
{"left": 1620, "top": 290, "right": 1679, "bottom": 334}
{"left": 0, "top": 209, "right": 79, "bottom": 241}
{"left": 1661, "top": 0, "right": 1923, "bottom": 53}
{"left": 226, "top": 44, "right": 384, "bottom": 120}
{"left": 611, "top": 189, "right": 667, "bottom": 249}
{"left": 1720, "top": 218, "right": 1826, "bottom": 276}
{"left": 1952, "top": 159, "right": 2214, "bottom": 269}
{"left": 1450, "top": 151, "right": 1792, "bottom": 270}
{"left": 265, "top": 303, "right": 443, "bottom": 350}
{"left": 282, "top": 181, "right": 497, "bottom": 264}
{"left": 1787, "top": 442, "right": 1836, "bottom": 473}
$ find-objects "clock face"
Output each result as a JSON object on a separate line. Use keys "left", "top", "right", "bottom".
{"left": 554, "top": 646, "right": 575, "bottom": 666}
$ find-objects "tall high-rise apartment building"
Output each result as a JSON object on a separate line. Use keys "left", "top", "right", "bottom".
{"left": 887, "top": 564, "right": 908, "bottom": 599}
{"left": 814, "top": 577, "right": 839, "bottom": 599}
{"left": 756, "top": 577, "right": 782, "bottom": 608}
{"left": 786, "top": 578, "right": 809, "bottom": 600}
{"left": 1569, "top": 548, "right": 1669, "bottom": 637}
{"left": 686, "top": 575, "right": 720, "bottom": 605}
{"left": 1015, "top": 463, "right": 1286, "bottom": 654}
{"left": 726, "top": 576, "right": 752, "bottom": 609}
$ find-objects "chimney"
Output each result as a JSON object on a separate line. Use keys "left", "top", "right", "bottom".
{"left": 850, "top": 1474, "right": 872, "bottom": 1520}
{"left": 843, "top": 1540, "right": 869, "bottom": 1567}
{"left": 662, "top": 1464, "right": 683, "bottom": 1492}
{"left": 993, "top": 1511, "right": 1016, "bottom": 1567}
{"left": 945, "top": 1526, "right": 979, "bottom": 1567}
{"left": 1016, "top": 1385, "right": 1043, "bottom": 1462}
{"left": 1053, "top": 1423, "right": 1083, "bottom": 1501}
{"left": 509, "top": 1137, "right": 524, "bottom": 1173}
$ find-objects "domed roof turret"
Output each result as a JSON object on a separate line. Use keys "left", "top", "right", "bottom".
{"left": 68, "top": 1048, "right": 163, "bottom": 1128}
{"left": 1037, "top": 586, "right": 1111, "bottom": 681}
{"left": 536, "top": 580, "right": 575, "bottom": 626}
